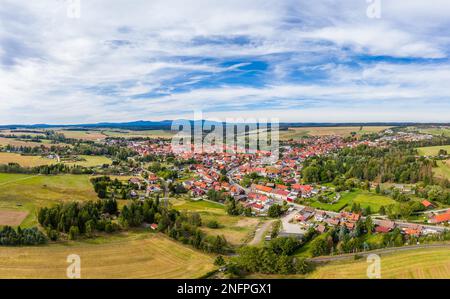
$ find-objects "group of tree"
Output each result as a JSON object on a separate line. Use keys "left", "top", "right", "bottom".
{"left": 302, "top": 145, "right": 434, "bottom": 186}
{"left": 38, "top": 199, "right": 119, "bottom": 240}
{"left": 227, "top": 237, "right": 312, "bottom": 276}
{"left": 0, "top": 226, "right": 47, "bottom": 246}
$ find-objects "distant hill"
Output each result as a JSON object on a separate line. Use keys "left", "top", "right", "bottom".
{"left": 0, "top": 121, "right": 448, "bottom": 131}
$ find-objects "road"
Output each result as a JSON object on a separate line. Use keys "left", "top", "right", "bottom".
{"left": 307, "top": 243, "right": 450, "bottom": 263}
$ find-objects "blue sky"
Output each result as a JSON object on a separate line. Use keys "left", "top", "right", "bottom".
{"left": 1, "top": 0, "right": 450, "bottom": 124}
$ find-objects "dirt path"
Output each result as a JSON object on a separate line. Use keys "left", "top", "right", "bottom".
{"left": 248, "top": 219, "right": 276, "bottom": 245}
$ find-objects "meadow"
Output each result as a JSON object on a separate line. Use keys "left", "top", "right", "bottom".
{"left": 0, "top": 232, "right": 215, "bottom": 278}
{"left": 417, "top": 145, "right": 450, "bottom": 156}
{"left": 56, "top": 130, "right": 107, "bottom": 141}
{"left": 433, "top": 160, "right": 450, "bottom": 180}
{"left": 171, "top": 198, "right": 260, "bottom": 246}
{"left": 102, "top": 129, "right": 175, "bottom": 139}
{"left": 0, "top": 174, "right": 97, "bottom": 227}
{"left": 309, "top": 190, "right": 397, "bottom": 213}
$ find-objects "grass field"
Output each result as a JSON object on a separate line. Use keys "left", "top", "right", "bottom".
{"left": 433, "top": 160, "right": 450, "bottom": 180}
{"left": 171, "top": 198, "right": 260, "bottom": 246}
{"left": 0, "top": 174, "right": 97, "bottom": 227}
{"left": 308, "top": 247, "right": 450, "bottom": 279}
{"left": 249, "top": 247, "right": 450, "bottom": 279}
{"left": 0, "top": 233, "right": 215, "bottom": 278}
{"left": 0, "top": 152, "right": 54, "bottom": 167}
{"left": 309, "top": 190, "right": 397, "bottom": 213}
{"left": 62, "top": 155, "right": 112, "bottom": 167}
{"left": 56, "top": 130, "right": 107, "bottom": 141}
{"left": 279, "top": 126, "right": 391, "bottom": 140}
{"left": 417, "top": 145, "right": 450, "bottom": 156}
{"left": 102, "top": 129, "right": 175, "bottom": 139}
{"left": 416, "top": 127, "right": 450, "bottom": 138}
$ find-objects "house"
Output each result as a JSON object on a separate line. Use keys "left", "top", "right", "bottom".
{"left": 376, "top": 220, "right": 396, "bottom": 232}
{"left": 421, "top": 200, "right": 434, "bottom": 209}
{"left": 150, "top": 223, "right": 158, "bottom": 230}
{"left": 429, "top": 211, "right": 450, "bottom": 224}
{"left": 325, "top": 218, "right": 340, "bottom": 226}
{"left": 252, "top": 184, "right": 273, "bottom": 196}
{"left": 316, "top": 224, "right": 326, "bottom": 234}
{"left": 271, "top": 189, "right": 290, "bottom": 201}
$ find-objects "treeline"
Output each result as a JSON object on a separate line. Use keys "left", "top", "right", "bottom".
{"left": 0, "top": 226, "right": 47, "bottom": 246}
{"left": 227, "top": 237, "right": 312, "bottom": 276}
{"left": 0, "top": 162, "right": 93, "bottom": 175}
{"left": 302, "top": 145, "right": 434, "bottom": 185}
{"left": 38, "top": 199, "right": 119, "bottom": 240}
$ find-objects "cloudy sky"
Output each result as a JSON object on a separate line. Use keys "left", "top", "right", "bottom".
{"left": 1, "top": 0, "right": 450, "bottom": 124}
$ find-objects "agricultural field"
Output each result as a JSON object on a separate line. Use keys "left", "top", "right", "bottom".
{"left": 308, "top": 247, "right": 450, "bottom": 279}
{"left": 56, "top": 130, "right": 107, "bottom": 141}
{"left": 415, "top": 127, "right": 450, "bottom": 138}
{"left": 250, "top": 247, "right": 450, "bottom": 279}
{"left": 61, "top": 155, "right": 112, "bottom": 167}
{"left": 309, "top": 190, "right": 397, "bottom": 213}
{"left": 279, "top": 126, "right": 391, "bottom": 140}
{"left": 171, "top": 198, "right": 260, "bottom": 246}
{"left": 0, "top": 152, "right": 54, "bottom": 167}
{"left": 102, "top": 129, "right": 175, "bottom": 139}
{"left": 0, "top": 174, "right": 97, "bottom": 227}
{"left": 417, "top": 145, "right": 450, "bottom": 156}
{"left": 0, "top": 233, "right": 215, "bottom": 278}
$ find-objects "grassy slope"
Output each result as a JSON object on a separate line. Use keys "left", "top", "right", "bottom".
{"left": 0, "top": 232, "right": 215, "bottom": 278}
{"left": 434, "top": 160, "right": 450, "bottom": 180}
{"left": 171, "top": 198, "right": 259, "bottom": 246}
{"left": 0, "top": 174, "right": 97, "bottom": 227}
{"left": 308, "top": 247, "right": 450, "bottom": 279}
{"left": 417, "top": 145, "right": 450, "bottom": 156}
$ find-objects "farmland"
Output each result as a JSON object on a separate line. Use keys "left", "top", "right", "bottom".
{"left": 0, "top": 152, "right": 54, "bottom": 167}
{"left": 0, "top": 233, "right": 215, "bottom": 278}
{"left": 102, "top": 129, "right": 175, "bottom": 139}
{"left": 280, "top": 126, "right": 391, "bottom": 140}
{"left": 0, "top": 174, "right": 97, "bottom": 227}
{"left": 171, "top": 198, "right": 260, "bottom": 246}
{"left": 55, "top": 130, "right": 107, "bottom": 141}
{"left": 308, "top": 247, "right": 450, "bottom": 279}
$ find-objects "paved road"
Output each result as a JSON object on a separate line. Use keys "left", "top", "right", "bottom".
{"left": 307, "top": 243, "right": 450, "bottom": 263}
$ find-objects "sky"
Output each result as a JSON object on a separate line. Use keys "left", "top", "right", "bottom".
{"left": 0, "top": 0, "right": 450, "bottom": 124}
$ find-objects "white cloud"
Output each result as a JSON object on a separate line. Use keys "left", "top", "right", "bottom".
{"left": 0, "top": 0, "right": 449, "bottom": 124}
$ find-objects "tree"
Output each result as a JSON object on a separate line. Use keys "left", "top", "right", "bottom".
{"left": 379, "top": 206, "right": 386, "bottom": 215}
{"left": 214, "top": 255, "right": 226, "bottom": 266}
{"left": 365, "top": 216, "right": 374, "bottom": 234}
{"left": 268, "top": 204, "right": 283, "bottom": 218}
{"left": 68, "top": 226, "right": 79, "bottom": 240}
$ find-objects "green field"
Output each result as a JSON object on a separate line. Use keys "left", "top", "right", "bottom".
{"left": 171, "top": 198, "right": 260, "bottom": 246}
{"left": 416, "top": 127, "right": 450, "bottom": 138}
{"left": 62, "top": 155, "right": 112, "bottom": 167}
{"left": 417, "top": 145, "right": 450, "bottom": 156}
{"left": 434, "top": 160, "right": 450, "bottom": 180}
{"left": 0, "top": 174, "right": 97, "bottom": 227}
{"left": 309, "top": 190, "right": 397, "bottom": 213}
{"left": 0, "top": 232, "right": 215, "bottom": 278}
{"left": 56, "top": 130, "right": 107, "bottom": 141}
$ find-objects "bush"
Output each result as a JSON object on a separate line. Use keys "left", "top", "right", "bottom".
{"left": 206, "top": 220, "right": 220, "bottom": 229}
